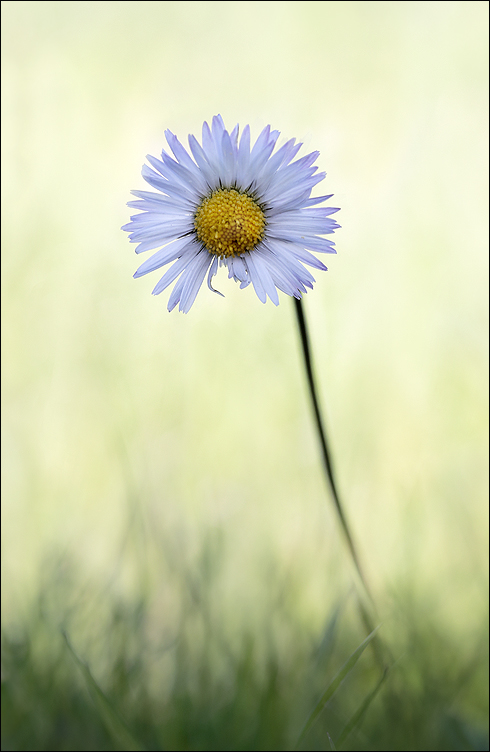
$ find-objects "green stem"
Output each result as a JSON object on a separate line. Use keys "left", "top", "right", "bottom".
{"left": 293, "top": 297, "right": 373, "bottom": 604}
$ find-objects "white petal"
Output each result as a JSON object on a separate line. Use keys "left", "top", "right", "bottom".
{"left": 134, "top": 237, "right": 196, "bottom": 277}
{"left": 152, "top": 245, "right": 201, "bottom": 295}
{"left": 141, "top": 165, "right": 198, "bottom": 202}
{"left": 228, "top": 255, "right": 248, "bottom": 283}
{"left": 220, "top": 130, "right": 235, "bottom": 186}
{"left": 154, "top": 151, "right": 208, "bottom": 196}
{"left": 201, "top": 120, "right": 218, "bottom": 170}
{"left": 187, "top": 134, "right": 219, "bottom": 189}
{"left": 129, "top": 190, "right": 194, "bottom": 213}
{"left": 259, "top": 242, "right": 316, "bottom": 288}
{"left": 127, "top": 219, "right": 192, "bottom": 242}
{"left": 253, "top": 138, "right": 301, "bottom": 193}
{"left": 254, "top": 246, "right": 305, "bottom": 297}
{"left": 236, "top": 125, "right": 251, "bottom": 188}
{"left": 165, "top": 130, "right": 200, "bottom": 173}
{"left": 266, "top": 216, "right": 337, "bottom": 234}
{"left": 242, "top": 253, "right": 266, "bottom": 303}
{"left": 167, "top": 274, "right": 187, "bottom": 312}
{"left": 179, "top": 251, "right": 213, "bottom": 313}
{"left": 247, "top": 252, "right": 279, "bottom": 305}
{"left": 207, "top": 256, "right": 224, "bottom": 296}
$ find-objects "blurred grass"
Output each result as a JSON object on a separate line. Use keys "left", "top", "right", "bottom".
{"left": 1, "top": 539, "right": 488, "bottom": 751}
{"left": 1, "top": 1, "right": 489, "bottom": 750}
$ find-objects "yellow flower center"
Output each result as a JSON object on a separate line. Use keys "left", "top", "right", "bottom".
{"left": 194, "top": 188, "right": 265, "bottom": 258}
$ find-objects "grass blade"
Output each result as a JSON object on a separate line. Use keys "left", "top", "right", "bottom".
{"left": 296, "top": 626, "right": 380, "bottom": 748}
{"left": 336, "top": 666, "right": 389, "bottom": 748}
{"left": 63, "top": 632, "right": 146, "bottom": 752}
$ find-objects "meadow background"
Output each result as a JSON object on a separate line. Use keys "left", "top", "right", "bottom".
{"left": 1, "top": 2, "right": 488, "bottom": 750}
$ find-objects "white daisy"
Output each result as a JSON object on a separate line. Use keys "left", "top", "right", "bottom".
{"left": 122, "top": 115, "right": 340, "bottom": 313}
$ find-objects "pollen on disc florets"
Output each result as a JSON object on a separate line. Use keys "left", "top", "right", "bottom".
{"left": 194, "top": 188, "right": 265, "bottom": 258}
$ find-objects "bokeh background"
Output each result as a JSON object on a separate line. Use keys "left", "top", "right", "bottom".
{"left": 1, "top": 2, "right": 488, "bottom": 750}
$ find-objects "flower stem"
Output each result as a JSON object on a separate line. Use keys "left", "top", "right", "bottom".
{"left": 293, "top": 297, "right": 373, "bottom": 604}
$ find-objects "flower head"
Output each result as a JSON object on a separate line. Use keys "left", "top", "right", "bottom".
{"left": 122, "top": 115, "right": 340, "bottom": 313}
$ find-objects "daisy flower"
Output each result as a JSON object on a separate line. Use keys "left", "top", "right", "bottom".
{"left": 122, "top": 115, "right": 340, "bottom": 313}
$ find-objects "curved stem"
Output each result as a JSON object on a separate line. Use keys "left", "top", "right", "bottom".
{"left": 293, "top": 297, "right": 373, "bottom": 604}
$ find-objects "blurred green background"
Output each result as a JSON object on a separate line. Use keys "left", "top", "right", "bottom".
{"left": 1, "top": 2, "right": 488, "bottom": 750}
